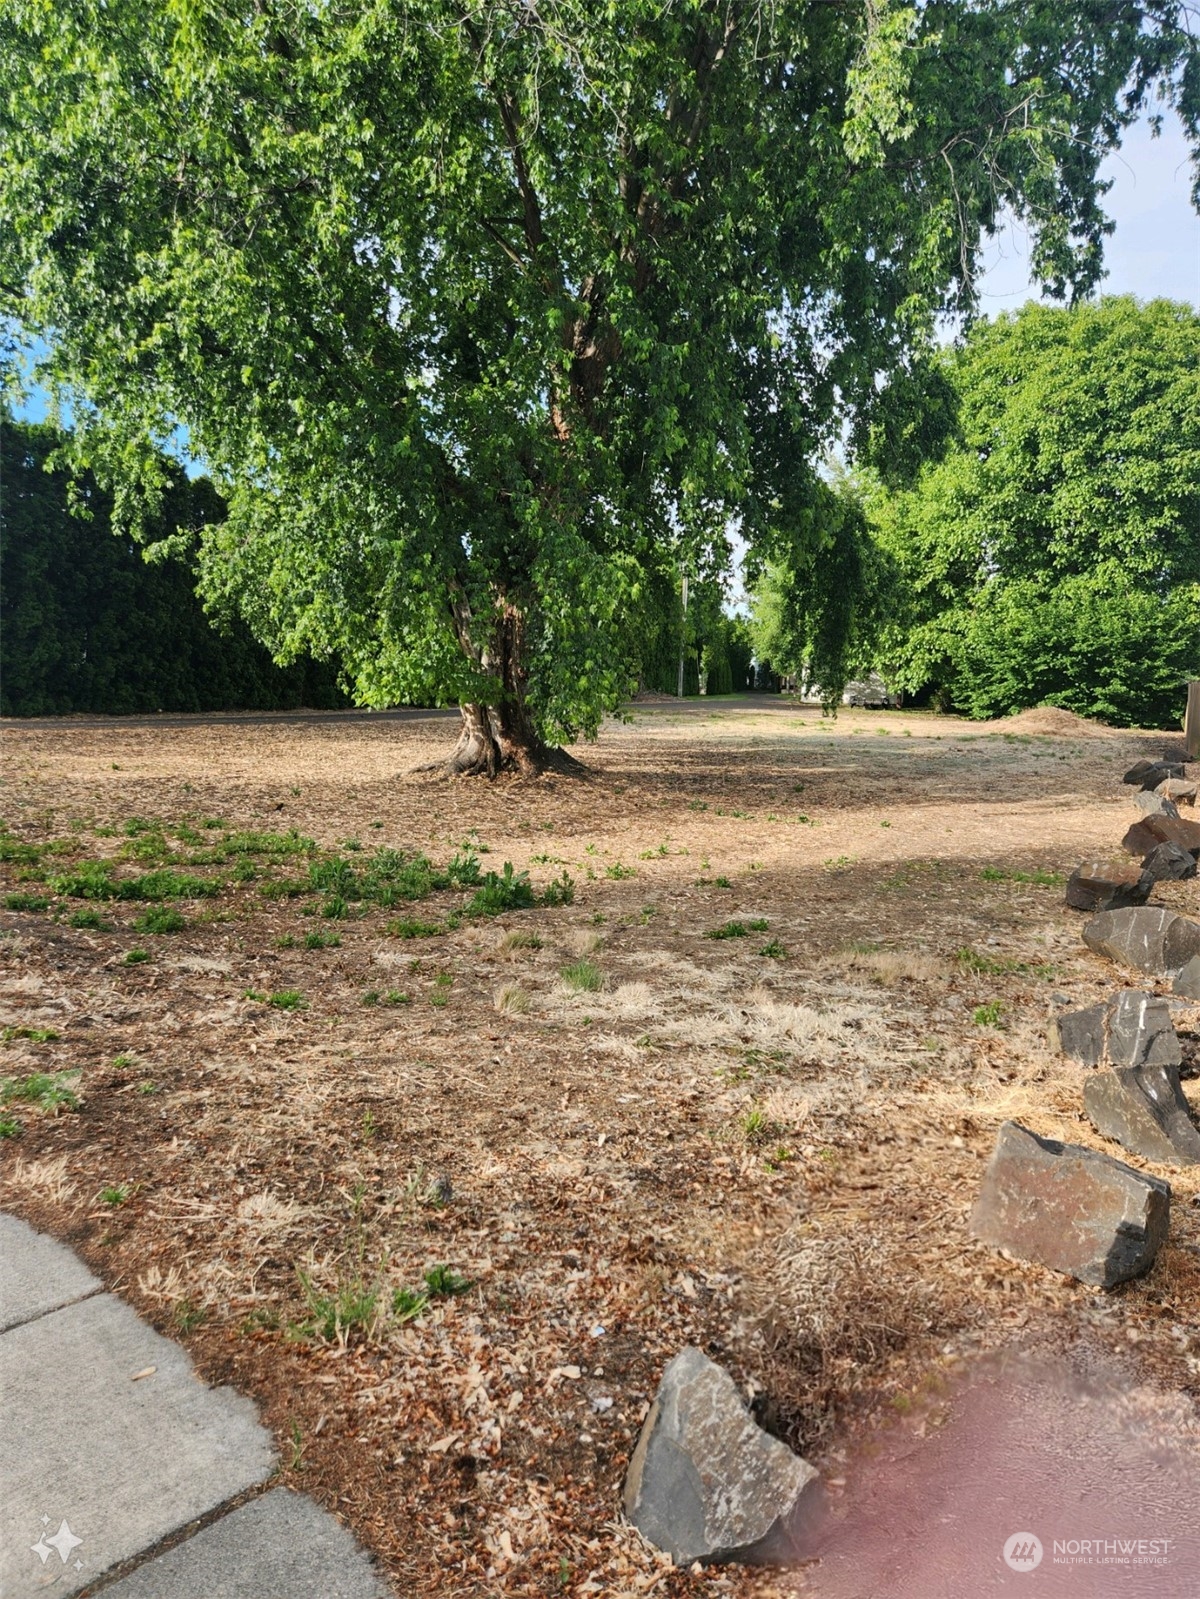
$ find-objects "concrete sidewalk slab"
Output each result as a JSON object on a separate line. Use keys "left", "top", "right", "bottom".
{"left": 0, "top": 1212, "right": 101, "bottom": 1332}
{"left": 0, "top": 1292, "right": 275, "bottom": 1598}
{"left": 100, "top": 1488, "right": 391, "bottom": 1598}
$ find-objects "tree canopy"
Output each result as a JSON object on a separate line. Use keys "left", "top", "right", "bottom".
{"left": 3, "top": 0, "right": 1197, "bottom": 766}
{"left": 865, "top": 296, "right": 1200, "bottom": 726}
{"left": 747, "top": 467, "right": 888, "bottom": 703}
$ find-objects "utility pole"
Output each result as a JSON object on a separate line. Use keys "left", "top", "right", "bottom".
{"left": 677, "top": 570, "right": 689, "bottom": 698}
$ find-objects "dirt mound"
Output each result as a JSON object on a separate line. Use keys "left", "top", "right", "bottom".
{"left": 985, "top": 706, "right": 1116, "bottom": 738}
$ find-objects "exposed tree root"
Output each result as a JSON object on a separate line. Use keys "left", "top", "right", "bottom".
{"left": 408, "top": 704, "right": 591, "bottom": 782}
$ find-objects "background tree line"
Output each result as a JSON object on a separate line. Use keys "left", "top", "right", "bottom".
{"left": 1, "top": 413, "right": 752, "bottom": 715}
{"left": 751, "top": 297, "right": 1200, "bottom": 729}
{"left": 0, "top": 415, "right": 346, "bottom": 715}
{"left": 5, "top": 0, "right": 1193, "bottom": 767}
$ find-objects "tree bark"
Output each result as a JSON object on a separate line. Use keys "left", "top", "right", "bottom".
{"left": 439, "top": 702, "right": 502, "bottom": 777}
{"left": 427, "top": 700, "right": 586, "bottom": 779}
{"left": 490, "top": 602, "right": 543, "bottom": 774}
{"left": 429, "top": 587, "right": 588, "bottom": 780}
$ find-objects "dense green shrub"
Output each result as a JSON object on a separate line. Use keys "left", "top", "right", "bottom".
{"left": 1, "top": 416, "right": 346, "bottom": 715}
{"left": 952, "top": 570, "right": 1200, "bottom": 727}
{"left": 867, "top": 298, "right": 1200, "bottom": 727}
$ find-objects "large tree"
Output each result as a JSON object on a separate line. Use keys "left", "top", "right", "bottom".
{"left": 2, "top": 2, "right": 1197, "bottom": 770}
{"left": 865, "top": 296, "right": 1200, "bottom": 725}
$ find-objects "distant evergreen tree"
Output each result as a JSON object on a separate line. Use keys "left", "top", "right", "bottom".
{"left": 1, "top": 416, "right": 346, "bottom": 714}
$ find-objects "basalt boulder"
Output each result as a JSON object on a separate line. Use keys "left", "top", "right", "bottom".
{"left": 1140, "top": 841, "right": 1197, "bottom": 884}
{"left": 1082, "top": 908, "right": 1200, "bottom": 976}
{"left": 1157, "top": 778, "right": 1198, "bottom": 807}
{"left": 1121, "top": 814, "right": 1200, "bottom": 859}
{"left": 1135, "top": 791, "right": 1181, "bottom": 819}
{"left": 1064, "top": 861, "right": 1152, "bottom": 913}
{"left": 1174, "top": 956, "right": 1200, "bottom": 1001}
{"left": 1084, "top": 1063, "right": 1200, "bottom": 1167}
{"left": 969, "top": 1121, "right": 1170, "bottom": 1287}
{"left": 1051, "top": 989, "right": 1181, "bottom": 1070}
{"left": 623, "top": 1347, "right": 821, "bottom": 1566}
{"left": 1124, "top": 760, "right": 1185, "bottom": 790}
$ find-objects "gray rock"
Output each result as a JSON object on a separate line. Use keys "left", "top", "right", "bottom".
{"left": 1064, "top": 860, "right": 1151, "bottom": 912}
{"left": 1123, "top": 760, "right": 1162, "bottom": 786}
{"left": 969, "top": 1121, "right": 1170, "bottom": 1287}
{"left": 1157, "top": 778, "right": 1198, "bottom": 806}
{"left": 623, "top": 1346, "right": 820, "bottom": 1566}
{"left": 1084, "top": 1063, "right": 1200, "bottom": 1167}
{"left": 1141, "top": 840, "right": 1198, "bottom": 883}
{"left": 1082, "top": 907, "right": 1200, "bottom": 975}
{"left": 1051, "top": 1001, "right": 1108, "bottom": 1063}
{"left": 1174, "top": 955, "right": 1200, "bottom": 1001}
{"left": 1135, "top": 790, "right": 1181, "bottom": 819}
{"left": 1051, "top": 989, "right": 1181, "bottom": 1069}
{"left": 1123, "top": 760, "right": 1185, "bottom": 790}
{"left": 1121, "top": 814, "right": 1200, "bottom": 858}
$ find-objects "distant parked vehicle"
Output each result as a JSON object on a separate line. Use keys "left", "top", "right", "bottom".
{"left": 841, "top": 673, "right": 901, "bottom": 708}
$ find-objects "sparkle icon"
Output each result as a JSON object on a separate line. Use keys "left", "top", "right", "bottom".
{"left": 31, "top": 1519, "right": 83, "bottom": 1565}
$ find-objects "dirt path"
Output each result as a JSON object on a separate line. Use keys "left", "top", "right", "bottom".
{"left": 1, "top": 701, "right": 1197, "bottom": 1597}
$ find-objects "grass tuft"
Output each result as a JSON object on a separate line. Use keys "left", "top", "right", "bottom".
{"left": 391, "top": 1286, "right": 429, "bottom": 1323}
{"left": 561, "top": 959, "right": 602, "bottom": 992}
{"left": 465, "top": 863, "right": 535, "bottom": 916}
{"left": 134, "top": 905, "right": 186, "bottom": 934}
{"left": 980, "top": 866, "right": 1063, "bottom": 887}
{"left": 2, "top": 1025, "right": 60, "bottom": 1043}
{"left": 385, "top": 917, "right": 443, "bottom": 939}
{"left": 1, "top": 1072, "right": 79, "bottom": 1112}
{"left": 424, "top": 1264, "right": 473, "bottom": 1297}
{"left": 973, "top": 1000, "right": 1005, "bottom": 1028}
{"left": 68, "top": 907, "right": 110, "bottom": 930}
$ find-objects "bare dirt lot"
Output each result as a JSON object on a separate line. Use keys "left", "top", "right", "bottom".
{"left": 2, "top": 697, "right": 1199, "bottom": 1597}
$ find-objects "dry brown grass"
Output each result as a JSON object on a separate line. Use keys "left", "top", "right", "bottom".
{"left": 1, "top": 699, "right": 1197, "bottom": 1597}
{"left": 837, "top": 947, "right": 950, "bottom": 984}
{"left": 6, "top": 1153, "right": 77, "bottom": 1204}
{"left": 494, "top": 983, "right": 530, "bottom": 1014}
{"left": 748, "top": 1229, "right": 961, "bottom": 1451}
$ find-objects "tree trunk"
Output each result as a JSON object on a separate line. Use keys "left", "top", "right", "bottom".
{"left": 431, "top": 700, "right": 580, "bottom": 779}
{"left": 491, "top": 602, "right": 545, "bottom": 774}
{"left": 429, "top": 589, "right": 588, "bottom": 779}
{"left": 439, "top": 702, "right": 502, "bottom": 777}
